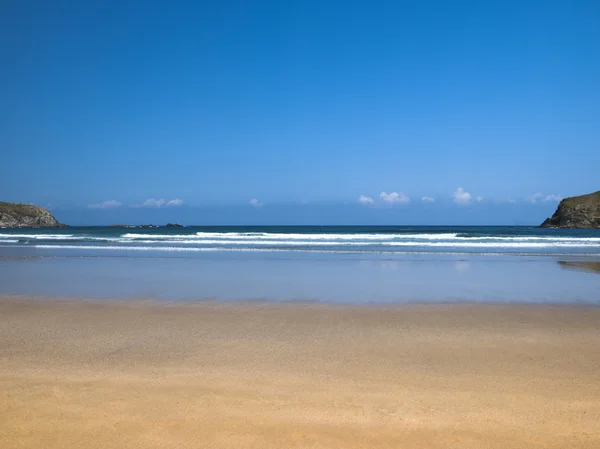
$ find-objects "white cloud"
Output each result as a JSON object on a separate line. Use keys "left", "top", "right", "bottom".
{"left": 421, "top": 196, "right": 435, "bottom": 203}
{"left": 89, "top": 200, "right": 122, "bottom": 209}
{"left": 142, "top": 199, "right": 166, "bottom": 208}
{"left": 453, "top": 188, "right": 472, "bottom": 206}
{"left": 476, "top": 196, "right": 484, "bottom": 202}
{"left": 358, "top": 195, "right": 374, "bottom": 205}
{"left": 249, "top": 198, "right": 263, "bottom": 207}
{"left": 544, "top": 194, "right": 562, "bottom": 202}
{"left": 141, "top": 198, "right": 183, "bottom": 208}
{"left": 167, "top": 199, "right": 183, "bottom": 207}
{"left": 525, "top": 193, "right": 544, "bottom": 203}
{"left": 380, "top": 191, "right": 410, "bottom": 204}
{"left": 526, "top": 193, "right": 562, "bottom": 203}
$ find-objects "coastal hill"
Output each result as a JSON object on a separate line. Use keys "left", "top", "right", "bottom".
{"left": 0, "top": 202, "right": 65, "bottom": 228}
{"left": 541, "top": 191, "right": 600, "bottom": 228}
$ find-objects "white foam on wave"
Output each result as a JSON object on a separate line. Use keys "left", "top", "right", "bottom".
{"left": 122, "top": 232, "right": 461, "bottom": 241}
{"left": 122, "top": 233, "right": 198, "bottom": 239}
{"left": 115, "top": 238, "right": 598, "bottom": 248}
{"left": 0, "top": 234, "right": 75, "bottom": 239}
{"left": 0, "top": 239, "right": 19, "bottom": 243}
{"left": 34, "top": 245, "right": 241, "bottom": 252}
{"left": 456, "top": 236, "right": 600, "bottom": 242}
{"left": 195, "top": 232, "right": 464, "bottom": 240}
{"left": 130, "top": 239, "right": 375, "bottom": 246}
{"left": 118, "top": 232, "right": 600, "bottom": 244}
{"left": 34, "top": 239, "right": 597, "bottom": 250}
{"left": 387, "top": 241, "right": 595, "bottom": 248}
{"left": 30, "top": 244, "right": 600, "bottom": 257}
{"left": 0, "top": 234, "right": 126, "bottom": 243}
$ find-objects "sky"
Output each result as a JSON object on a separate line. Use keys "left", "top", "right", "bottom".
{"left": 1, "top": 0, "right": 599, "bottom": 225}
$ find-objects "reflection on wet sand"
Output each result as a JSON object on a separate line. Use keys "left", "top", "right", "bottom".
{"left": 558, "top": 261, "right": 600, "bottom": 274}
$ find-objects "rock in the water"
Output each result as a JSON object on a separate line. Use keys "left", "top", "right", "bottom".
{"left": 0, "top": 202, "right": 65, "bottom": 228}
{"left": 540, "top": 191, "right": 600, "bottom": 228}
{"left": 165, "top": 223, "right": 183, "bottom": 228}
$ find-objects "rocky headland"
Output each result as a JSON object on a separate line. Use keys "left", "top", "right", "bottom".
{"left": 0, "top": 202, "right": 65, "bottom": 228}
{"left": 540, "top": 191, "right": 600, "bottom": 228}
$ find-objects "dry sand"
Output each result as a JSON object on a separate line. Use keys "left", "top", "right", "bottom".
{"left": 1, "top": 295, "right": 599, "bottom": 448}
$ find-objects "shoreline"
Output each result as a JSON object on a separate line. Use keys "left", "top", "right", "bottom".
{"left": 2, "top": 295, "right": 600, "bottom": 448}
{"left": 3, "top": 252, "right": 600, "bottom": 304}
{"left": 3, "top": 293, "right": 600, "bottom": 308}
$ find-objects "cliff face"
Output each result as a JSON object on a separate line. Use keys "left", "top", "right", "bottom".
{"left": 541, "top": 191, "right": 600, "bottom": 228}
{"left": 0, "top": 202, "right": 65, "bottom": 228}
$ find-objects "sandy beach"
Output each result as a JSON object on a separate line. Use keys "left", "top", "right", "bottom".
{"left": 559, "top": 260, "right": 600, "bottom": 274}
{"left": 1, "top": 296, "right": 599, "bottom": 449}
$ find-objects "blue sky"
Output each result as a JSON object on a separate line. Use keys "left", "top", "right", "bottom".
{"left": 1, "top": 0, "right": 599, "bottom": 225}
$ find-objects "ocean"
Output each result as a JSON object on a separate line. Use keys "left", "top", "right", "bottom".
{"left": 1, "top": 225, "right": 600, "bottom": 255}
{"left": 1, "top": 226, "right": 599, "bottom": 302}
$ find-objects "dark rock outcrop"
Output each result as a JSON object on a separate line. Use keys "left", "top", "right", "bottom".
{"left": 166, "top": 223, "right": 183, "bottom": 228}
{"left": 0, "top": 202, "right": 65, "bottom": 228}
{"left": 541, "top": 191, "right": 600, "bottom": 228}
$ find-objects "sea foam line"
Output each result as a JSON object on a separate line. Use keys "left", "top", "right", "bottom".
{"left": 29, "top": 244, "right": 600, "bottom": 257}
{"left": 0, "top": 234, "right": 75, "bottom": 239}
{"left": 33, "top": 239, "right": 598, "bottom": 249}
{"left": 117, "top": 232, "right": 600, "bottom": 243}
{"left": 122, "top": 232, "right": 461, "bottom": 240}
{"left": 115, "top": 239, "right": 599, "bottom": 248}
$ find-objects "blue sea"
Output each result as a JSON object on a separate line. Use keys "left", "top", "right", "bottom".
{"left": 1, "top": 226, "right": 599, "bottom": 303}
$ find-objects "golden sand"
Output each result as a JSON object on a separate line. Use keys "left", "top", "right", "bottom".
{"left": 559, "top": 260, "right": 600, "bottom": 274}
{"left": 1, "top": 296, "right": 599, "bottom": 448}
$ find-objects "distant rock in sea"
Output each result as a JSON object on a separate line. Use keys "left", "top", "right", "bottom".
{"left": 110, "top": 224, "right": 178, "bottom": 228}
{"left": 541, "top": 191, "right": 600, "bottom": 228}
{"left": 0, "top": 201, "right": 66, "bottom": 228}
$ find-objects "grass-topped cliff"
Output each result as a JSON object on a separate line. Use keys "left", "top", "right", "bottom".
{"left": 559, "top": 191, "right": 600, "bottom": 209}
{"left": 0, "top": 202, "right": 65, "bottom": 228}
{"left": 541, "top": 191, "right": 600, "bottom": 228}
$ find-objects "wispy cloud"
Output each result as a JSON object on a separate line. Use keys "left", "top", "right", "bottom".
{"left": 543, "top": 194, "right": 562, "bottom": 202}
{"left": 249, "top": 198, "right": 263, "bottom": 207}
{"left": 453, "top": 188, "right": 472, "bottom": 206}
{"left": 141, "top": 198, "right": 183, "bottom": 208}
{"left": 476, "top": 196, "right": 484, "bottom": 202}
{"left": 380, "top": 192, "right": 410, "bottom": 204}
{"left": 525, "top": 193, "right": 544, "bottom": 203}
{"left": 142, "top": 199, "right": 166, "bottom": 208}
{"left": 526, "top": 193, "right": 562, "bottom": 203}
{"left": 358, "top": 195, "right": 374, "bottom": 205}
{"left": 89, "top": 200, "right": 122, "bottom": 209}
{"left": 421, "top": 196, "right": 435, "bottom": 203}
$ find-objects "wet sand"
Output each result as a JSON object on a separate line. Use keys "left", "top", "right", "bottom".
{"left": 559, "top": 260, "right": 600, "bottom": 274}
{"left": 1, "top": 295, "right": 599, "bottom": 448}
